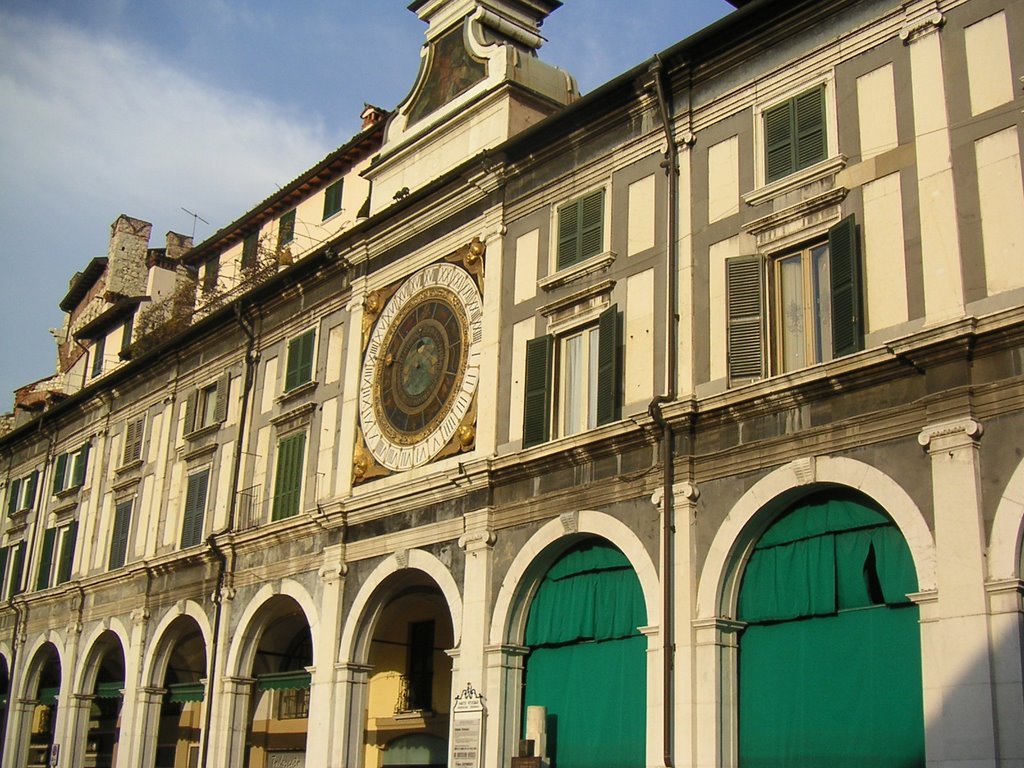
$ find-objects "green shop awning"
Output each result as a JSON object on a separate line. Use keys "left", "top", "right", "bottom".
{"left": 167, "top": 683, "right": 205, "bottom": 703}
{"left": 257, "top": 670, "right": 311, "bottom": 691}
{"left": 95, "top": 681, "right": 124, "bottom": 699}
{"left": 37, "top": 686, "right": 59, "bottom": 706}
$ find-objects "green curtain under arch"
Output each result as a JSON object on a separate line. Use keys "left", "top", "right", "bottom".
{"left": 523, "top": 540, "right": 647, "bottom": 768}
{"left": 737, "top": 491, "right": 925, "bottom": 767}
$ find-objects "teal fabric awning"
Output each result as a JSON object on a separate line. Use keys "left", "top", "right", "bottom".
{"left": 94, "top": 681, "right": 124, "bottom": 699}
{"left": 257, "top": 670, "right": 311, "bottom": 691}
{"left": 167, "top": 682, "right": 205, "bottom": 703}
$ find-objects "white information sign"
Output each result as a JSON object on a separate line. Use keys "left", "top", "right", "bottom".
{"left": 449, "top": 682, "right": 485, "bottom": 768}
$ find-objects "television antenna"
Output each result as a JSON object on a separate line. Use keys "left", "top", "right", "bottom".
{"left": 181, "top": 207, "right": 210, "bottom": 238}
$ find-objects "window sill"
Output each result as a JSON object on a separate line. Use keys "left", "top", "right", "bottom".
{"left": 115, "top": 458, "right": 144, "bottom": 475}
{"left": 53, "top": 485, "right": 82, "bottom": 501}
{"left": 538, "top": 251, "right": 616, "bottom": 292}
{"left": 278, "top": 380, "right": 318, "bottom": 404}
{"left": 744, "top": 154, "right": 848, "bottom": 208}
{"left": 184, "top": 422, "right": 220, "bottom": 441}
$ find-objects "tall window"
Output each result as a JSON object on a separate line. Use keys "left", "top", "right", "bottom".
{"left": 7, "top": 470, "right": 39, "bottom": 516}
{"left": 278, "top": 209, "right": 296, "bottom": 248}
{"left": 108, "top": 499, "right": 133, "bottom": 570}
{"left": 405, "top": 620, "right": 435, "bottom": 712}
{"left": 183, "top": 375, "right": 229, "bottom": 435}
{"left": 323, "top": 179, "right": 344, "bottom": 220}
{"left": 6, "top": 542, "right": 25, "bottom": 598}
{"left": 284, "top": 329, "right": 316, "bottom": 392}
{"left": 556, "top": 189, "right": 605, "bottom": 270}
{"left": 523, "top": 304, "right": 620, "bottom": 448}
{"left": 726, "top": 216, "right": 862, "bottom": 381}
{"left": 241, "top": 231, "right": 259, "bottom": 271}
{"left": 272, "top": 432, "right": 305, "bottom": 521}
{"left": 763, "top": 85, "right": 827, "bottom": 183}
{"left": 181, "top": 469, "right": 210, "bottom": 549}
{"left": 36, "top": 522, "right": 78, "bottom": 590}
{"left": 559, "top": 327, "right": 600, "bottom": 437}
{"left": 201, "top": 256, "right": 220, "bottom": 294}
{"left": 52, "top": 443, "right": 90, "bottom": 495}
{"left": 92, "top": 335, "right": 106, "bottom": 379}
{"left": 121, "top": 417, "right": 145, "bottom": 466}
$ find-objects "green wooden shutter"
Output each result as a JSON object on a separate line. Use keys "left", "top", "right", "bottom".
{"left": 36, "top": 528, "right": 56, "bottom": 591}
{"left": 272, "top": 433, "right": 306, "bottom": 521}
{"left": 53, "top": 453, "right": 68, "bottom": 494}
{"left": 122, "top": 419, "right": 141, "bottom": 464}
{"left": 596, "top": 304, "right": 621, "bottom": 427}
{"left": 557, "top": 198, "right": 581, "bottom": 269}
{"left": 285, "top": 330, "right": 315, "bottom": 391}
{"left": 109, "top": 500, "right": 133, "bottom": 570}
{"left": 56, "top": 521, "right": 78, "bottom": 584}
{"left": 241, "top": 231, "right": 259, "bottom": 270}
{"left": 215, "top": 373, "right": 230, "bottom": 423}
{"left": 764, "top": 101, "right": 795, "bottom": 183}
{"left": 183, "top": 390, "right": 199, "bottom": 435}
{"left": 7, "top": 479, "right": 21, "bottom": 516}
{"left": 557, "top": 190, "right": 605, "bottom": 270}
{"left": 579, "top": 189, "right": 605, "bottom": 262}
{"left": 25, "top": 470, "right": 38, "bottom": 510}
{"left": 9, "top": 543, "right": 25, "bottom": 597}
{"left": 0, "top": 548, "right": 8, "bottom": 599}
{"left": 794, "top": 86, "right": 826, "bottom": 171}
{"left": 726, "top": 256, "right": 766, "bottom": 381}
{"left": 72, "top": 443, "right": 90, "bottom": 488}
{"left": 278, "top": 209, "right": 296, "bottom": 247}
{"left": 323, "top": 179, "right": 344, "bottom": 220}
{"left": 181, "top": 470, "right": 209, "bottom": 549}
{"left": 523, "top": 336, "right": 553, "bottom": 448}
{"left": 829, "top": 215, "right": 864, "bottom": 358}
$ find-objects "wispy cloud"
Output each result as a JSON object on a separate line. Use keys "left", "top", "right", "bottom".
{"left": 0, "top": 11, "right": 333, "bottom": 396}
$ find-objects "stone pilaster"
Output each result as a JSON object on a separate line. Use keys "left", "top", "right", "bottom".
{"left": 918, "top": 418, "right": 997, "bottom": 766}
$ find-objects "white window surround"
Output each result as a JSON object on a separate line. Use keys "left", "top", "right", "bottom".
{"left": 750, "top": 72, "right": 839, "bottom": 192}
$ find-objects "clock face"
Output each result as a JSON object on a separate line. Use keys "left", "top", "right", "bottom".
{"left": 359, "top": 262, "right": 483, "bottom": 472}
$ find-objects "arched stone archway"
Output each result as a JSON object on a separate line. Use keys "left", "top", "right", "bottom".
{"left": 692, "top": 458, "right": 933, "bottom": 768}
{"left": 139, "top": 612, "right": 209, "bottom": 768}
{"left": 337, "top": 550, "right": 463, "bottom": 768}
{"left": 69, "top": 629, "right": 126, "bottom": 768}
{"left": 12, "top": 641, "right": 63, "bottom": 768}
{"left": 487, "top": 511, "right": 661, "bottom": 768}
{"left": 223, "top": 590, "right": 318, "bottom": 768}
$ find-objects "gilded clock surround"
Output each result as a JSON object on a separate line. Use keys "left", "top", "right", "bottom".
{"left": 355, "top": 238, "right": 485, "bottom": 481}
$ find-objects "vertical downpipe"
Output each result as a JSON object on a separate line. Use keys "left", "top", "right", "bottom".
{"left": 199, "top": 303, "right": 258, "bottom": 767}
{"left": 649, "top": 54, "right": 679, "bottom": 768}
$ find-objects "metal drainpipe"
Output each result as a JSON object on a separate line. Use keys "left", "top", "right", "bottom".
{"left": 648, "top": 54, "right": 679, "bottom": 768}
{"left": 198, "top": 302, "right": 258, "bottom": 768}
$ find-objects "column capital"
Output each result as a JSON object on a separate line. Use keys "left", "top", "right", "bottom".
{"left": 652, "top": 482, "right": 699, "bottom": 509}
{"left": 918, "top": 418, "right": 983, "bottom": 452}
{"left": 899, "top": 2, "right": 945, "bottom": 44}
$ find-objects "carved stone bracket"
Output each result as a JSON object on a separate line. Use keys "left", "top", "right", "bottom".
{"left": 559, "top": 510, "right": 578, "bottom": 534}
{"left": 791, "top": 456, "right": 817, "bottom": 486}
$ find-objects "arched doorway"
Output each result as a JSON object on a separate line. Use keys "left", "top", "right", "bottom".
{"left": 521, "top": 538, "right": 647, "bottom": 768}
{"left": 82, "top": 631, "right": 126, "bottom": 768}
{"left": 153, "top": 616, "right": 207, "bottom": 768}
{"left": 363, "top": 571, "right": 455, "bottom": 768}
{"left": 0, "top": 654, "right": 9, "bottom": 761}
{"left": 25, "top": 643, "right": 61, "bottom": 768}
{"left": 736, "top": 489, "right": 925, "bottom": 766}
{"left": 244, "top": 596, "right": 313, "bottom": 768}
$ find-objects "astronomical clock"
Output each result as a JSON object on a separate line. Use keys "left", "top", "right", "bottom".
{"left": 354, "top": 238, "right": 485, "bottom": 482}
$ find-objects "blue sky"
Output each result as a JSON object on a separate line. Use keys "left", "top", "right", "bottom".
{"left": 0, "top": 0, "right": 733, "bottom": 404}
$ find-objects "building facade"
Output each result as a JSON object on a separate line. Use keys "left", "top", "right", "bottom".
{"left": 1, "top": 0, "right": 1023, "bottom": 766}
